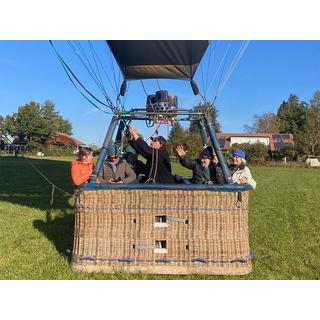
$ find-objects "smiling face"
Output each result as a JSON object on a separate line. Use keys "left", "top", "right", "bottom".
{"left": 200, "top": 156, "right": 211, "bottom": 168}
{"left": 107, "top": 155, "right": 118, "bottom": 163}
{"left": 82, "top": 152, "right": 93, "bottom": 164}
{"left": 233, "top": 155, "right": 242, "bottom": 166}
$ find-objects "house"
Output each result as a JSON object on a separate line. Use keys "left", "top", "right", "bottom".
{"left": 44, "top": 132, "right": 86, "bottom": 148}
{"left": 216, "top": 132, "right": 294, "bottom": 152}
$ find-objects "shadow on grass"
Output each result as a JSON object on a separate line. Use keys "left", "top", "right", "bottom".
{"left": 33, "top": 210, "right": 75, "bottom": 261}
{"left": 0, "top": 155, "right": 76, "bottom": 260}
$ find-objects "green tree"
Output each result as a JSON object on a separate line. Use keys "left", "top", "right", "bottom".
{"left": 2, "top": 101, "right": 72, "bottom": 148}
{"left": 183, "top": 129, "right": 202, "bottom": 159}
{"left": 167, "top": 122, "right": 185, "bottom": 156}
{"left": 189, "top": 102, "right": 221, "bottom": 133}
{"left": 277, "top": 94, "right": 308, "bottom": 154}
{"left": 277, "top": 94, "right": 308, "bottom": 135}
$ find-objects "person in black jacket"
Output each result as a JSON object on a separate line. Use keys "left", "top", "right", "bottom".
{"left": 175, "top": 144, "right": 225, "bottom": 184}
{"left": 127, "top": 126, "right": 175, "bottom": 184}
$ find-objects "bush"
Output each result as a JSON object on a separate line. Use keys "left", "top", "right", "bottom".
{"left": 273, "top": 145, "right": 299, "bottom": 161}
{"left": 228, "top": 142, "right": 269, "bottom": 163}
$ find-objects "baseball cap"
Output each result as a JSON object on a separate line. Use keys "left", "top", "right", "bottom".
{"left": 151, "top": 136, "right": 167, "bottom": 145}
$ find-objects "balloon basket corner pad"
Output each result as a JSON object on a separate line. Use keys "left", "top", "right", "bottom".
{"left": 72, "top": 184, "right": 252, "bottom": 275}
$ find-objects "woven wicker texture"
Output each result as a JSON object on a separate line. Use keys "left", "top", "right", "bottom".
{"left": 72, "top": 189, "right": 252, "bottom": 275}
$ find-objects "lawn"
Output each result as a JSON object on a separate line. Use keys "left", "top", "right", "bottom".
{"left": 0, "top": 155, "right": 320, "bottom": 279}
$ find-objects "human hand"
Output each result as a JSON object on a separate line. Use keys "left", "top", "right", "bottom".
{"left": 128, "top": 126, "right": 139, "bottom": 140}
{"left": 108, "top": 178, "right": 116, "bottom": 184}
{"left": 239, "top": 177, "right": 248, "bottom": 184}
{"left": 175, "top": 144, "right": 186, "bottom": 157}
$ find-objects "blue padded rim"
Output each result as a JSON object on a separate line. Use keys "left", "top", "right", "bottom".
{"left": 78, "top": 182, "right": 251, "bottom": 192}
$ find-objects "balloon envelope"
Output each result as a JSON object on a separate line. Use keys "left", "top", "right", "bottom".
{"left": 107, "top": 40, "right": 209, "bottom": 81}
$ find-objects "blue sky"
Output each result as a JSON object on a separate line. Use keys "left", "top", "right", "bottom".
{"left": 0, "top": 40, "right": 319, "bottom": 145}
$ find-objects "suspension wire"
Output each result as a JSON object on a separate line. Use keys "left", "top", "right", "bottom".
{"left": 204, "top": 41, "right": 217, "bottom": 97}
{"left": 68, "top": 41, "right": 108, "bottom": 101}
{"left": 68, "top": 41, "right": 116, "bottom": 110}
{"left": 215, "top": 40, "right": 232, "bottom": 99}
{"left": 200, "top": 63, "right": 205, "bottom": 97}
{"left": 49, "top": 41, "right": 115, "bottom": 114}
{"left": 156, "top": 79, "right": 161, "bottom": 91}
{"left": 88, "top": 41, "right": 110, "bottom": 99}
{"left": 90, "top": 42, "right": 119, "bottom": 96}
{"left": 106, "top": 43, "right": 120, "bottom": 94}
{"left": 75, "top": 40, "right": 117, "bottom": 106}
{"left": 205, "top": 41, "right": 231, "bottom": 101}
{"left": 122, "top": 81, "right": 130, "bottom": 110}
{"left": 204, "top": 41, "right": 213, "bottom": 96}
{"left": 212, "top": 40, "right": 250, "bottom": 104}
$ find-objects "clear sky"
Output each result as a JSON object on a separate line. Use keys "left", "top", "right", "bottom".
{"left": 1, "top": 40, "right": 319, "bottom": 145}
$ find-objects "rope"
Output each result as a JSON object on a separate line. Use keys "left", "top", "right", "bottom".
{"left": 205, "top": 41, "right": 231, "bottom": 100}
{"left": 69, "top": 41, "right": 108, "bottom": 99}
{"left": 49, "top": 41, "right": 116, "bottom": 114}
{"left": 156, "top": 79, "right": 161, "bottom": 91}
{"left": 67, "top": 41, "right": 115, "bottom": 109}
{"left": 22, "top": 157, "right": 74, "bottom": 205}
{"left": 212, "top": 40, "right": 250, "bottom": 104}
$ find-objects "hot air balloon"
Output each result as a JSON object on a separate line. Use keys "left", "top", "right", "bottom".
{"left": 51, "top": 40, "right": 253, "bottom": 275}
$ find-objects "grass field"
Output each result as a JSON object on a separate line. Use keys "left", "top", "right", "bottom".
{"left": 1, "top": 155, "right": 320, "bottom": 279}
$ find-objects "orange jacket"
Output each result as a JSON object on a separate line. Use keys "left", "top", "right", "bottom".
{"left": 71, "top": 160, "right": 100, "bottom": 186}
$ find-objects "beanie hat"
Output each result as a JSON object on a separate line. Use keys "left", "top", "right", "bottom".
{"left": 201, "top": 146, "right": 214, "bottom": 158}
{"left": 106, "top": 144, "right": 117, "bottom": 157}
{"left": 233, "top": 148, "right": 246, "bottom": 159}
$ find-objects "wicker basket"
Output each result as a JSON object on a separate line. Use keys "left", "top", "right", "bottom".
{"left": 72, "top": 184, "right": 252, "bottom": 275}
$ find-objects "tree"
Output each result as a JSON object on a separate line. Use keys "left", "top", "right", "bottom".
{"left": 189, "top": 102, "right": 221, "bottom": 133}
{"left": 167, "top": 122, "right": 185, "bottom": 156}
{"left": 2, "top": 101, "right": 72, "bottom": 148}
{"left": 301, "top": 106, "right": 320, "bottom": 155}
{"left": 277, "top": 94, "right": 308, "bottom": 135}
{"left": 244, "top": 113, "right": 280, "bottom": 133}
{"left": 277, "top": 94, "right": 308, "bottom": 154}
{"left": 183, "top": 129, "right": 202, "bottom": 159}
{"left": 310, "top": 90, "right": 320, "bottom": 111}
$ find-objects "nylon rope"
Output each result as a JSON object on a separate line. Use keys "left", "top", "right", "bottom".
{"left": 49, "top": 41, "right": 115, "bottom": 113}
{"left": 204, "top": 41, "right": 217, "bottom": 98}
{"left": 205, "top": 41, "right": 231, "bottom": 101}
{"left": 68, "top": 41, "right": 111, "bottom": 104}
{"left": 21, "top": 157, "right": 74, "bottom": 206}
{"left": 213, "top": 40, "right": 250, "bottom": 104}
{"left": 87, "top": 41, "right": 110, "bottom": 100}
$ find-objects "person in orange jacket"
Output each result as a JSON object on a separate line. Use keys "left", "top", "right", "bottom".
{"left": 71, "top": 147, "right": 100, "bottom": 186}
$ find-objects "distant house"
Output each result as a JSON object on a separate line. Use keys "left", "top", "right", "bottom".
{"left": 45, "top": 132, "right": 86, "bottom": 148}
{"left": 216, "top": 133, "right": 294, "bottom": 152}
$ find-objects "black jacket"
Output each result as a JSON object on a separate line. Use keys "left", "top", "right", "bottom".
{"left": 179, "top": 155, "right": 225, "bottom": 184}
{"left": 129, "top": 138, "right": 175, "bottom": 184}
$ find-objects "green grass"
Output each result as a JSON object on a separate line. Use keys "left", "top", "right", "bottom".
{"left": 1, "top": 155, "right": 320, "bottom": 279}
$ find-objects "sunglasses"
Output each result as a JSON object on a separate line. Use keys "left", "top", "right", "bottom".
{"left": 201, "top": 156, "right": 211, "bottom": 160}
{"left": 108, "top": 156, "right": 118, "bottom": 160}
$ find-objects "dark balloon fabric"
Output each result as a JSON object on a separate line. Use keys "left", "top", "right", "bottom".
{"left": 107, "top": 40, "right": 209, "bottom": 80}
